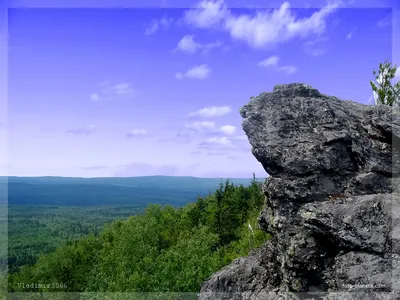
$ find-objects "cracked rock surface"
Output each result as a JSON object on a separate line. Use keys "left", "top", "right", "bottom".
{"left": 198, "top": 83, "right": 400, "bottom": 300}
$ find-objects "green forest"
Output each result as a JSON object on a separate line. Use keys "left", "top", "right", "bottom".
{"left": 4, "top": 178, "right": 270, "bottom": 299}
{"left": 2, "top": 176, "right": 256, "bottom": 276}
{"left": 7, "top": 205, "right": 147, "bottom": 274}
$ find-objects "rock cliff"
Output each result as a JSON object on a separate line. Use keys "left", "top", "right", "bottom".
{"left": 198, "top": 83, "right": 400, "bottom": 300}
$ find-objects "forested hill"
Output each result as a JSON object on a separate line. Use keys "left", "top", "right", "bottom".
{"left": 1, "top": 176, "right": 258, "bottom": 206}
{"left": 1, "top": 176, "right": 255, "bottom": 187}
{"left": 7, "top": 179, "right": 271, "bottom": 295}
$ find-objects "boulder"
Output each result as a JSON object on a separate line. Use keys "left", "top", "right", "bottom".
{"left": 198, "top": 83, "right": 400, "bottom": 300}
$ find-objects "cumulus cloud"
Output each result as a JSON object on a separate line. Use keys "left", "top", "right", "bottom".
{"left": 145, "top": 16, "right": 174, "bottom": 35}
{"left": 278, "top": 65, "right": 297, "bottom": 74}
{"left": 175, "top": 35, "right": 222, "bottom": 53}
{"left": 196, "top": 134, "right": 251, "bottom": 155}
{"left": 346, "top": 28, "right": 357, "bottom": 39}
{"left": 66, "top": 124, "right": 95, "bottom": 136}
{"left": 184, "top": 0, "right": 229, "bottom": 28}
{"left": 103, "top": 82, "right": 135, "bottom": 97}
{"left": 185, "top": 121, "right": 216, "bottom": 131}
{"left": 258, "top": 56, "right": 279, "bottom": 67}
{"left": 184, "top": 122, "right": 236, "bottom": 135}
{"left": 176, "top": 64, "right": 211, "bottom": 80}
{"left": 126, "top": 129, "right": 148, "bottom": 138}
{"left": 219, "top": 125, "right": 236, "bottom": 135}
{"left": 90, "top": 81, "right": 136, "bottom": 101}
{"left": 183, "top": 0, "right": 341, "bottom": 49}
{"left": 258, "top": 56, "right": 297, "bottom": 74}
{"left": 188, "top": 106, "right": 231, "bottom": 117}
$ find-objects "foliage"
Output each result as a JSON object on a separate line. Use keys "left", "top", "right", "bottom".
{"left": 8, "top": 176, "right": 269, "bottom": 295}
{"left": 370, "top": 59, "right": 400, "bottom": 106}
{"left": 7, "top": 205, "right": 146, "bottom": 274}
{"left": 217, "top": 208, "right": 271, "bottom": 266}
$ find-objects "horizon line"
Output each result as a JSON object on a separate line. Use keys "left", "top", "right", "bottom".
{"left": 0, "top": 174, "right": 268, "bottom": 179}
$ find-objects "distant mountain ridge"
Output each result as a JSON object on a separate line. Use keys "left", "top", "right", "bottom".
{"left": 1, "top": 175, "right": 255, "bottom": 188}
{"left": 1, "top": 176, "right": 262, "bottom": 206}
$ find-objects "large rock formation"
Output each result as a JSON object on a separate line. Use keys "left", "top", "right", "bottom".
{"left": 198, "top": 83, "right": 400, "bottom": 300}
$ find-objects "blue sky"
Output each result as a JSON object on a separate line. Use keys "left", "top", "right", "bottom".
{"left": 0, "top": 0, "right": 399, "bottom": 178}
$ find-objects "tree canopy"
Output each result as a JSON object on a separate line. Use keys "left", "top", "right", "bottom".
{"left": 8, "top": 178, "right": 270, "bottom": 296}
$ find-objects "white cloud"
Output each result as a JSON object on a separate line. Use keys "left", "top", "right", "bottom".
{"left": 346, "top": 28, "right": 357, "bottom": 39}
{"left": 177, "top": 35, "right": 200, "bottom": 53}
{"left": 377, "top": 14, "right": 391, "bottom": 28}
{"left": 219, "top": 125, "right": 236, "bottom": 135}
{"left": 175, "top": 35, "right": 222, "bottom": 53}
{"left": 102, "top": 82, "right": 135, "bottom": 97}
{"left": 145, "top": 22, "right": 159, "bottom": 35}
{"left": 126, "top": 129, "right": 147, "bottom": 138}
{"left": 278, "top": 65, "right": 297, "bottom": 74}
{"left": 188, "top": 106, "right": 231, "bottom": 117}
{"left": 202, "top": 136, "right": 234, "bottom": 147}
{"left": 395, "top": 68, "right": 400, "bottom": 78}
{"left": 183, "top": 0, "right": 229, "bottom": 29}
{"left": 90, "top": 93, "right": 99, "bottom": 102}
{"left": 258, "top": 56, "right": 279, "bottom": 67}
{"left": 175, "top": 64, "right": 211, "bottom": 80}
{"left": 183, "top": 122, "right": 236, "bottom": 136}
{"left": 185, "top": 121, "right": 216, "bottom": 131}
{"left": 90, "top": 81, "right": 136, "bottom": 102}
{"left": 258, "top": 56, "right": 297, "bottom": 74}
{"left": 145, "top": 16, "right": 174, "bottom": 35}
{"left": 183, "top": 0, "right": 341, "bottom": 49}
{"left": 196, "top": 134, "right": 253, "bottom": 155}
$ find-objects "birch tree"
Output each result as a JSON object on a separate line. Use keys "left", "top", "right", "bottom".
{"left": 370, "top": 59, "right": 400, "bottom": 107}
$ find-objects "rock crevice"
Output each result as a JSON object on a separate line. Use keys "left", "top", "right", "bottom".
{"left": 198, "top": 83, "right": 400, "bottom": 300}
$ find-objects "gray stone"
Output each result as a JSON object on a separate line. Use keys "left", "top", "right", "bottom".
{"left": 198, "top": 84, "right": 400, "bottom": 300}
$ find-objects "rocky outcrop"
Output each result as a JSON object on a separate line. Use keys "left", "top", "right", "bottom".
{"left": 198, "top": 83, "right": 400, "bottom": 300}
